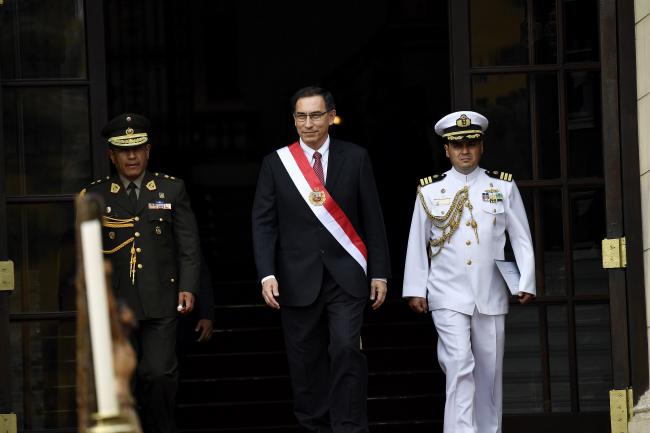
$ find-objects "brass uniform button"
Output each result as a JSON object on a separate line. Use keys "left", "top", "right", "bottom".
{"left": 137, "top": 264, "right": 143, "bottom": 269}
{"left": 136, "top": 247, "right": 142, "bottom": 253}
{"left": 159, "top": 217, "right": 163, "bottom": 222}
{"left": 135, "top": 231, "right": 141, "bottom": 237}
{"left": 466, "top": 221, "right": 470, "bottom": 226}
{"left": 108, "top": 231, "right": 116, "bottom": 240}
{"left": 466, "top": 240, "right": 471, "bottom": 246}
{"left": 171, "top": 278, "right": 175, "bottom": 283}
{"left": 467, "top": 260, "right": 472, "bottom": 265}
{"left": 134, "top": 216, "right": 140, "bottom": 222}
{"left": 155, "top": 226, "right": 162, "bottom": 235}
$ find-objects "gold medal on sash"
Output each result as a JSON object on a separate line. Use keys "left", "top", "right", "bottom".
{"left": 308, "top": 187, "right": 326, "bottom": 206}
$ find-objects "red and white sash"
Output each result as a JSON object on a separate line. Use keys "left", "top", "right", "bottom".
{"left": 277, "top": 142, "right": 368, "bottom": 274}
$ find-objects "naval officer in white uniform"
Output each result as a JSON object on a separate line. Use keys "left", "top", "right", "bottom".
{"left": 402, "top": 111, "right": 536, "bottom": 433}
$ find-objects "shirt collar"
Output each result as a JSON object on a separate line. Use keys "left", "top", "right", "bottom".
{"left": 299, "top": 135, "right": 330, "bottom": 159}
{"left": 119, "top": 171, "right": 146, "bottom": 190}
{"left": 449, "top": 166, "right": 481, "bottom": 184}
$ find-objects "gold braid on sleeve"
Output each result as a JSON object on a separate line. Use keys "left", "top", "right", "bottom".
{"left": 417, "top": 185, "right": 479, "bottom": 258}
{"left": 101, "top": 216, "right": 138, "bottom": 284}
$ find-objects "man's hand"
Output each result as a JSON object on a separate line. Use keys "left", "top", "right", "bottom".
{"left": 177, "top": 291, "right": 195, "bottom": 314}
{"left": 370, "top": 280, "right": 388, "bottom": 310}
{"left": 195, "top": 319, "right": 214, "bottom": 342}
{"left": 517, "top": 292, "right": 535, "bottom": 304}
{"left": 408, "top": 297, "right": 428, "bottom": 314}
{"left": 262, "top": 278, "right": 280, "bottom": 309}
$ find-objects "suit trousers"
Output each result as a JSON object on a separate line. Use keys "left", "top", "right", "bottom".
{"left": 431, "top": 308, "right": 505, "bottom": 433}
{"left": 280, "top": 269, "right": 368, "bottom": 433}
{"left": 131, "top": 317, "right": 179, "bottom": 433}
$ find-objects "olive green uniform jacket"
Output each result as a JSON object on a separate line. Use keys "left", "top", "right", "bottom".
{"left": 83, "top": 171, "right": 201, "bottom": 319}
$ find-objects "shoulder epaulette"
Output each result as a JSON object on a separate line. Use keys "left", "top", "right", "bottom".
{"left": 419, "top": 173, "right": 446, "bottom": 187}
{"left": 485, "top": 170, "right": 513, "bottom": 182}
{"left": 153, "top": 172, "right": 180, "bottom": 181}
{"left": 81, "top": 175, "right": 110, "bottom": 192}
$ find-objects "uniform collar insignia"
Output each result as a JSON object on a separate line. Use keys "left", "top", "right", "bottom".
{"left": 110, "top": 183, "right": 120, "bottom": 194}
{"left": 146, "top": 180, "right": 156, "bottom": 191}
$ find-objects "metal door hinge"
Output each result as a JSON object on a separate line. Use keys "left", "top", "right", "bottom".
{"left": 0, "top": 260, "right": 14, "bottom": 291}
{"left": 602, "top": 237, "right": 627, "bottom": 269}
{"left": 0, "top": 414, "right": 17, "bottom": 433}
{"left": 610, "top": 388, "right": 633, "bottom": 433}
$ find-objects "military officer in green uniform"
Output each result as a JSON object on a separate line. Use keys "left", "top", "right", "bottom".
{"left": 81, "top": 113, "right": 201, "bottom": 433}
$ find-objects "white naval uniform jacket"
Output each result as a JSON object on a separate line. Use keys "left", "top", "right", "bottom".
{"left": 402, "top": 166, "right": 536, "bottom": 316}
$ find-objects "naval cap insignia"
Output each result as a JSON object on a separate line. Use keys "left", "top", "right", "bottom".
{"left": 456, "top": 114, "right": 471, "bottom": 128}
{"left": 126, "top": 127, "right": 134, "bottom": 135}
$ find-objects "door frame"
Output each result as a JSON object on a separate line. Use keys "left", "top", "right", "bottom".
{"left": 448, "top": 0, "right": 647, "bottom": 413}
{"left": 0, "top": 0, "right": 109, "bottom": 424}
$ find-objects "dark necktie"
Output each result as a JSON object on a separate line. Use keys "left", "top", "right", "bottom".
{"left": 313, "top": 151, "right": 324, "bottom": 185}
{"left": 127, "top": 182, "right": 138, "bottom": 211}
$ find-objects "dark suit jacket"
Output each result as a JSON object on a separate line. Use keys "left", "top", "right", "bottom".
{"left": 252, "top": 139, "right": 391, "bottom": 306}
{"left": 84, "top": 171, "right": 201, "bottom": 319}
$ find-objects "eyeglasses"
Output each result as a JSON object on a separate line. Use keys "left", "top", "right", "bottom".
{"left": 294, "top": 110, "right": 331, "bottom": 123}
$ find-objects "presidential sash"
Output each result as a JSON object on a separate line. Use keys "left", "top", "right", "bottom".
{"left": 276, "top": 142, "right": 368, "bottom": 273}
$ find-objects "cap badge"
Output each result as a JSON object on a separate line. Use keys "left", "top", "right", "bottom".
{"left": 456, "top": 114, "right": 471, "bottom": 128}
{"left": 125, "top": 127, "right": 134, "bottom": 135}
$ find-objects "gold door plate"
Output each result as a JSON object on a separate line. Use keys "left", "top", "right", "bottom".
{"left": 610, "top": 388, "right": 634, "bottom": 433}
{"left": 0, "top": 414, "right": 17, "bottom": 433}
{"left": 602, "top": 237, "right": 627, "bottom": 269}
{"left": 0, "top": 260, "right": 14, "bottom": 291}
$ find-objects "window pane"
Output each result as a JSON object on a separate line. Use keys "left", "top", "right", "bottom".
{"left": 503, "top": 306, "right": 543, "bottom": 413}
{"left": 470, "top": 0, "right": 528, "bottom": 66}
{"left": 570, "top": 189, "right": 607, "bottom": 295}
{"left": 575, "top": 304, "right": 612, "bottom": 411}
{"left": 3, "top": 87, "right": 92, "bottom": 195}
{"left": 8, "top": 203, "right": 76, "bottom": 313}
{"left": 566, "top": 72, "right": 603, "bottom": 178}
{"left": 472, "top": 74, "right": 532, "bottom": 179}
{"left": 0, "top": 0, "right": 87, "bottom": 79}
{"left": 10, "top": 320, "right": 77, "bottom": 430}
{"left": 563, "top": 0, "right": 599, "bottom": 62}
{"left": 535, "top": 74, "right": 560, "bottom": 179}
{"left": 547, "top": 305, "right": 570, "bottom": 412}
{"left": 541, "top": 190, "right": 567, "bottom": 296}
{"left": 533, "top": 0, "right": 558, "bottom": 64}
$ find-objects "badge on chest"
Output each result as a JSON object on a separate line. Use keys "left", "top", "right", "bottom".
{"left": 148, "top": 201, "right": 172, "bottom": 210}
{"left": 482, "top": 187, "right": 503, "bottom": 203}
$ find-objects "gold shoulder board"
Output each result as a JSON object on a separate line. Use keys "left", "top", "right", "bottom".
{"left": 419, "top": 173, "right": 446, "bottom": 187}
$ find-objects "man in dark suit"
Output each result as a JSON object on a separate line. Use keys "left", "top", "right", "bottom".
{"left": 82, "top": 113, "right": 201, "bottom": 433}
{"left": 252, "top": 87, "right": 391, "bottom": 433}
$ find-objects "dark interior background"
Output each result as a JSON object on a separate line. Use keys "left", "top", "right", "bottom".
{"left": 104, "top": 0, "right": 451, "bottom": 293}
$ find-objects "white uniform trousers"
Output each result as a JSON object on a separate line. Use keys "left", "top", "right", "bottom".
{"left": 432, "top": 308, "right": 505, "bottom": 433}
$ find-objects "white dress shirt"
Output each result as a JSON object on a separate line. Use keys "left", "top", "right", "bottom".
{"left": 299, "top": 136, "right": 330, "bottom": 183}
